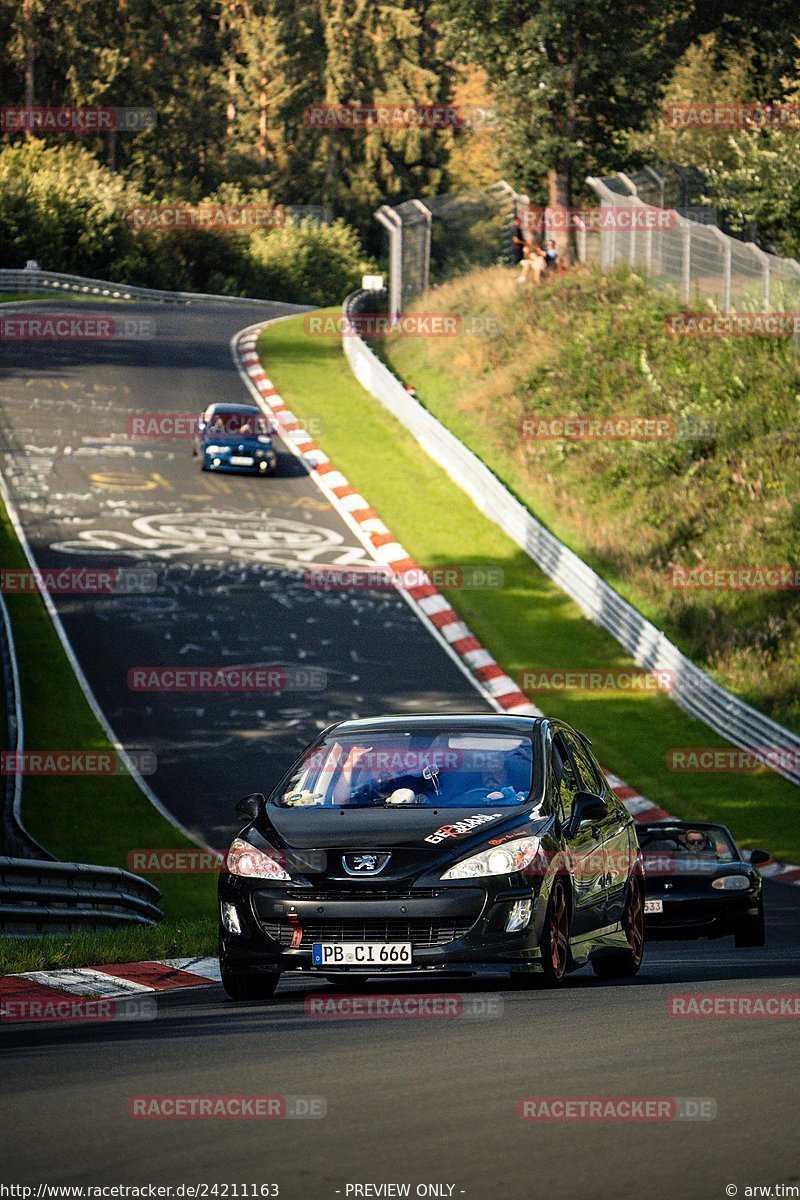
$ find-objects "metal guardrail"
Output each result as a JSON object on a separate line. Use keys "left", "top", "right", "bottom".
{"left": 0, "top": 267, "right": 276, "bottom": 306}
{"left": 342, "top": 288, "right": 800, "bottom": 788}
{"left": 0, "top": 857, "right": 162, "bottom": 936}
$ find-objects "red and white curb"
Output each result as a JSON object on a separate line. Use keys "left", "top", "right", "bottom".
{"left": 234, "top": 325, "right": 533, "bottom": 715}
{"left": 232, "top": 323, "right": 800, "bottom": 887}
{"left": 0, "top": 957, "right": 221, "bottom": 1023}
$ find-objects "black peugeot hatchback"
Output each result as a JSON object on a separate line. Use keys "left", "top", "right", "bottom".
{"left": 218, "top": 713, "right": 645, "bottom": 997}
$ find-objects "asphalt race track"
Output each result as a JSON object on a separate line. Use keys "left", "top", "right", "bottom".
{"left": 0, "top": 300, "right": 485, "bottom": 846}
{"left": 1, "top": 887, "right": 799, "bottom": 1198}
{"left": 1, "top": 300, "right": 798, "bottom": 1199}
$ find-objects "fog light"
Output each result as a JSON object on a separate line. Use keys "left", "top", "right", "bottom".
{"left": 259, "top": 460, "right": 268, "bottom": 471}
{"left": 212, "top": 457, "right": 221, "bottom": 468}
{"left": 221, "top": 901, "right": 242, "bottom": 935}
{"left": 505, "top": 898, "right": 532, "bottom": 932}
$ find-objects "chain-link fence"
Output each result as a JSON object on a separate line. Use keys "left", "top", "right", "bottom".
{"left": 374, "top": 169, "right": 800, "bottom": 316}
{"left": 586, "top": 170, "right": 800, "bottom": 313}
{"left": 375, "top": 181, "right": 522, "bottom": 313}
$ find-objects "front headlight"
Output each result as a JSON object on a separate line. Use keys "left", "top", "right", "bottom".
{"left": 441, "top": 836, "right": 542, "bottom": 880}
{"left": 205, "top": 445, "right": 230, "bottom": 455}
{"left": 711, "top": 874, "right": 751, "bottom": 891}
{"left": 226, "top": 837, "right": 290, "bottom": 881}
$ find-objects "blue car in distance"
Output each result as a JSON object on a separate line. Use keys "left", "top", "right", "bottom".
{"left": 194, "top": 403, "right": 278, "bottom": 475}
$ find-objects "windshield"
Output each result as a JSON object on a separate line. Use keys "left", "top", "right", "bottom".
{"left": 637, "top": 825, "right": 737, "bottom": 862}
{"left": 206, "top": 412, "right": 270, "bottom": 437}
{"left": 273, "top": 731, "right": 538, "bottom": 808}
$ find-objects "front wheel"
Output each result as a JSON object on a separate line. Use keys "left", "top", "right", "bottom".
{"left": 221, "top": 970, "right": 281, "bottom": 1001}
{"left": 539, "top": 878, "right": 571, "bottom": 987}
{"left": 734, "top": 899, "right": 765, "bottom": 947}
{"left": 592, "top": 874, "right": 645, "bottom": 979}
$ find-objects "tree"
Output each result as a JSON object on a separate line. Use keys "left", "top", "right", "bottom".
{"left": 703, "top": 40, "right": 800, "bottom": 257}
{"left": 440, "top": 0, "right": 772, "bottom": 260}
{"left": 617, "top": 33, "right": 756, "bottom": 177}
{"left": 313, "top": 0, "right": 451, "bottom": 225}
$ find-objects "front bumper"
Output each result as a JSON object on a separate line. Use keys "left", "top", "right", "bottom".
{"left": 219, "top": 875, "right": 544, "bottom": 975}
{"left": 643, "top": 892, "right": 759, "bottom": 939}
{"left": 204, "top": 450, "right": 276, "bottom": 474}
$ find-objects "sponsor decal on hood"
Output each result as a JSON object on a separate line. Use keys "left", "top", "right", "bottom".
{"left": 424, "top": 812, "right": 504, "bottom": 846}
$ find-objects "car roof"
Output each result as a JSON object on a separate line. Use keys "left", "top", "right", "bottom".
{"left": 327, "top": 713, "right": 543, "bottom": 737}
{"left": 206, "top": 403, "right": 261, "bottom": 414}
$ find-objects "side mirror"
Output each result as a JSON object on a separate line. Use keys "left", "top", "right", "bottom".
{"left": 749, "top": 849, "right": 770, "bottom": 867}
{"left": 567, "top": 791, "right": 607, "bottom": 838}
{"left": 236, "top": 792, "right": 265, "bottom": 821}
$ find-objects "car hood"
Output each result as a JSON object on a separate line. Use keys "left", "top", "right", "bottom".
{"left": 641, "top": 853, "right": 748, "bottom": 878}
{"left": 259, "top": 803, "right": 536, "bottom": 851}
{"left": 202, "top": 435, "right": 272, "bottom": 448}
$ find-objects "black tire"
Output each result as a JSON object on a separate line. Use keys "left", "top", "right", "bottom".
{"left": 539, "top": 878, "right": 571, "bottom": 987}
{"left": 734, "top": 899, "right": 766, "bottom": 947}
{"left": 221, "top": 970, "right": 281, "bottom": 1001}
{"left": 592, "top": 874, "right": 645, "bottom": 979}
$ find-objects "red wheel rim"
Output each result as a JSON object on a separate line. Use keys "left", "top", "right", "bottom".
{"left": 549, "top": 886, "right": 569, "bottom": 977}
{"left": 625, "top": 879, "right": 644, "bottom": 964}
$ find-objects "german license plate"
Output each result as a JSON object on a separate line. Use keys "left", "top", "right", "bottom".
{"left": 230, "top": 456, "right": 254, "bottom": 466}
{"left": 644, "top": 899, "right": 663, "bottom": 914}
{"left": 312, "top": 942, "right": 412, "bottom": 967}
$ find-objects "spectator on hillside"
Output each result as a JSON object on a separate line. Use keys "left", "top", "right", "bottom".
{"left": 517, "top": 240, "right": 547, "bottom": 285}
{"left": 510, "top": 215, "right": 527, "bottom": 266}
{"left": 544, "top": 239, "right": 559, "bottom": 271}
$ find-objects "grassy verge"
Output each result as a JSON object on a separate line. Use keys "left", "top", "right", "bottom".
{"left": 258, "top": 312, "right": 799, "bottom": 864}
{"left": 0, "top": 500, "right": 217, "bottom": 970}
{"left": 378, "top": 265, "right": 800, "bottom": 734}
{"left": 0, "top": 918, "right": 216, "bottom": 975}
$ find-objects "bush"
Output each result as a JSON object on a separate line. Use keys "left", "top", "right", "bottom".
{"left": 247, "top": 218, "right": 376, "bottom": 306}
{"left": 0, "top": 141, "right": 373, "bottom": 304}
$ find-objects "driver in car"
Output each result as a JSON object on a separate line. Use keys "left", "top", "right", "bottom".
{"left": 479, "top": 763, "right": 522, "bottom": 804}
{"left": 679, "top": 829, "right": 713, "bottom": 854}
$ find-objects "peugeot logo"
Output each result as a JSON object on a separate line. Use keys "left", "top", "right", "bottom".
{"left": 342, "top": 852, "right": 391, "bottom": 876}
